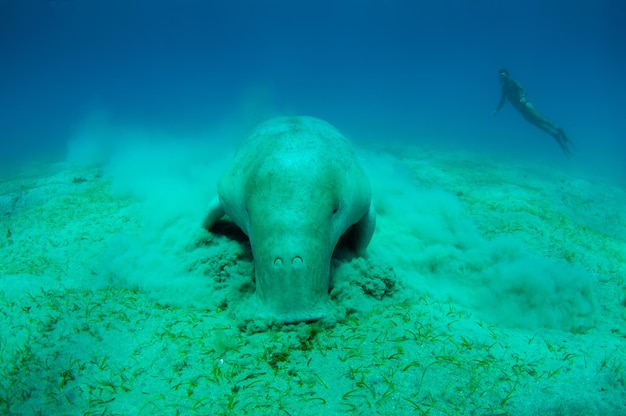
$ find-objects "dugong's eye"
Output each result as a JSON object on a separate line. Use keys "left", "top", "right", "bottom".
{"left": 332, "top": 206, "right": 339, "bottom": 215}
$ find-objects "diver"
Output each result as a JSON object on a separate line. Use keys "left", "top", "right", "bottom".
{"left": 492, "top": 68, "right": 573, "bottom": 157}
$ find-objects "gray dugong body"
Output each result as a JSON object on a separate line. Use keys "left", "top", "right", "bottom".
{"left": 202, "top": 116, "right": 376, "bottom": 323}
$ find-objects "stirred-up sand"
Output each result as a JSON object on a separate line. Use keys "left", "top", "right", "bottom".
{"left": 1, "top": 135, "right": 624, "bottom": 415}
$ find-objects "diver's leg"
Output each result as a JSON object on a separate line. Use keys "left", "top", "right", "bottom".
{"left": 545, "top": 125, "right": 573, "bottom": 157}
{"left": 557, "top": 127, "right": 572, "bottom": 145}
{"left": 520, "top": 106, "right": 572, "bottom": 156}
{"left": 556, "top": 128, "right": 575, "bottom": 156}
{"left": 523, "top": 103, "right": 559, "bottom": 133}
{"left": 556, "top": 136, "right": 572, "bottom": 157}
{"left": 521, "top": 110, "right": 559, "bottom": 137}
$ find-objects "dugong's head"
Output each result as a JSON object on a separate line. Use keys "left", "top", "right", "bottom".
{"left": 212, "top": 116, "right": 374, "bottom": 323}
{"left": 243, "top": 150, "right": 370, "bottom": 323}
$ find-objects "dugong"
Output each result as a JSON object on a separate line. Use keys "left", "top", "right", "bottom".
{"left": 202, "top": 116, "right": 376, "bottom": 323}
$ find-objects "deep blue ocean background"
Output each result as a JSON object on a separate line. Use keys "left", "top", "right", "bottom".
{"left": 1, "top": 0, "right": 624, "bottom": 176}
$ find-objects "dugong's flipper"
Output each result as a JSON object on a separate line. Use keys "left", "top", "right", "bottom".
{"left": 353, "top": 202, "right": 376, "bottom": 255}
{"left": 202, "top": 196, "right": 225, "bottom": 230}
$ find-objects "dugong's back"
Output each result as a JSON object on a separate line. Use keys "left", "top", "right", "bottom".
{"left": 218, "top": 116, "right": 369, "bottom": 234}
{"left": 227, "top": 116, "right": 360, "bottom": 187}
{"left": 236, "top": 117, "right": 352, "bottom": 159}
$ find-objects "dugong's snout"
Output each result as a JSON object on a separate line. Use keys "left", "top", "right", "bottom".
{"left": 254, "top": 247, "right": 331, "bottom": 323}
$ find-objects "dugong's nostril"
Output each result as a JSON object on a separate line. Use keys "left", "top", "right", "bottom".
{"left": 273, "top": 256, "right": 302, "bottom": 267}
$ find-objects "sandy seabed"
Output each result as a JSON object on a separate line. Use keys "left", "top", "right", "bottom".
{"left": 1, "top": 143, "right": 625, "bottom": 416}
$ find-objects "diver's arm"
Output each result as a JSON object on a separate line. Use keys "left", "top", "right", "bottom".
{"left": 493, "top": 88, "right": 506, "bottom": 116}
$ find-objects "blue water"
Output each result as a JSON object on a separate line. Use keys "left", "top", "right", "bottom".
{"left": 2, "top": 3, "right": 626, "bottom": 414}
{"left": 1, "top": 0, "right": 624, "bottom": 174}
